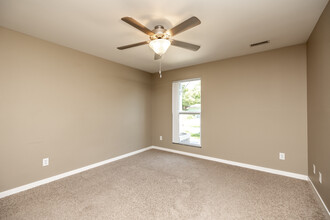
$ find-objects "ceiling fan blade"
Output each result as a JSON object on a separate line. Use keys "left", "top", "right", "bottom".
{"left": 171, "top": 40, "right": 200, "bottom": 51}
{"left": 168, "top": 16, "right": 201, "bottom": 36}
{"left": 121, "top": 17, "right": 154, "bottom": 36}
{"left": 154, "top": 53, "right": 162, "bottom": 60}
{"left": 117, "top": 41, "right": 148, "bottom": 50}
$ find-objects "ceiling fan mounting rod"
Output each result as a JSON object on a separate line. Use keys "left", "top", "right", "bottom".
{"left": 154, "top": 25, "right": 165, "bottom": 30}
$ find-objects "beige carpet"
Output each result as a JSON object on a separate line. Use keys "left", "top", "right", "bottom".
{"left": 0, "top": 149, "right": 329, "bottom": 219}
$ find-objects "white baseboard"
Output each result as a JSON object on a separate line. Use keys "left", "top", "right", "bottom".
{"left": 0, "top": 145, "right": 311, "bottom": 200}
{"left": 0, "top": 146, "right": 153, "bottom": 199}
{"left": 150, "top": 146, "right": 308, "bottom": 181}
{"left": 308, "top": 177, "right": 330, "bottom": 216}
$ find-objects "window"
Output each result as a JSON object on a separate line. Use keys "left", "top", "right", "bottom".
{"left": 172, "top": 79, "right": 201, "bottom": 147}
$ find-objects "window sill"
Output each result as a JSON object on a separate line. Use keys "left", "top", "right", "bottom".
{"left": 172, "top": 142, "right": 201, "bottom": 148}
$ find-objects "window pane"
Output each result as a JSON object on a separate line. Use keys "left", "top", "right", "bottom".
{"left": 179, "top": 114, "right": 200, "bottom": 146}
{"left": 180, "top": 80, "right": 201, "bottom": 112}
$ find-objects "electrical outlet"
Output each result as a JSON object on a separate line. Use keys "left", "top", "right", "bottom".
{"left": 319, "top": 172, "right": 322, "bottom": 184}
{"left": 160, "top": 136, "right": 163, "bottom": 141}
{"left": 42, "top": 158, "right": 49, "bottom": 167}
{"left": 313, "top": 164, "right": 316, "bottom": 174}
{"left": 279, "top": 153, "right": 285, "bottom": 160}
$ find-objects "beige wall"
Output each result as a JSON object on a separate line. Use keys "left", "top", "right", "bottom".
{"left": 0, "top": 27, "right": 152, "bottom": 192}
{"left": 0, "top": 25, "right": 311, "bottom": 194}
{"left": 307, "top": 2, "right": 330, "bottom": 211}
{"left": 152, "top": 45, "right": 308, "bottom": 175}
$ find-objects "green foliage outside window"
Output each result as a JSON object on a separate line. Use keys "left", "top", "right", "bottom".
{"left": 181, "top": 81, "right": 201, "bottom": 110}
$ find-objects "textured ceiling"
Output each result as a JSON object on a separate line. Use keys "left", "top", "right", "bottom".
{"left": 0, "top": 0, "right": 328, "bottom": 73}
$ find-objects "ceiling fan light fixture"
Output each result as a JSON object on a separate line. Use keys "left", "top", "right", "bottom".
{"left": 149, "top": 39, "right": 171, "bottom": 56}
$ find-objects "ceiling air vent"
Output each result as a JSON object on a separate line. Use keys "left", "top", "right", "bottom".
{"left": 250, "top": 40, "right": 270, "bottom": 47}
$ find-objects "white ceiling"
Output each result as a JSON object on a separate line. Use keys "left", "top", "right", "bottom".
{"left": 0, "top": 0, "right": 328, "bottom": 73}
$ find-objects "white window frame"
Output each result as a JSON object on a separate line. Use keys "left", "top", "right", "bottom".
{"left": 172, "top": 78, "right": 201, "bottom": 147}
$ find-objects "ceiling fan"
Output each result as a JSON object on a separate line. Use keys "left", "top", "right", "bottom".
{"left": 117, "top": 16, "right": 201, "bottom": 60}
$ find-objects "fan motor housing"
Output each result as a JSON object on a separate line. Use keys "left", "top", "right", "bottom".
{"left": 150, "top": 25, "right": 170, "bottom": 40}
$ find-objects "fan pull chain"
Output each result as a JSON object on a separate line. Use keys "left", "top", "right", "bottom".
{"left": 159, "top": 59, "right": 162, "bottom": 78}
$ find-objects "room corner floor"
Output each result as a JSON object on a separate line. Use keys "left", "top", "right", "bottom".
{"left": 0, "top": 149, "right": 329, "bottom": 219}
